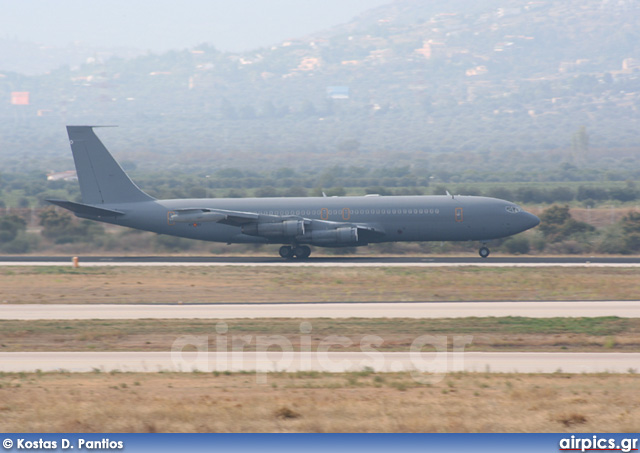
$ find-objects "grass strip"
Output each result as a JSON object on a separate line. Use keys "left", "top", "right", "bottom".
{"left": 1, "top": 317, "right": 638, "bottom": 352}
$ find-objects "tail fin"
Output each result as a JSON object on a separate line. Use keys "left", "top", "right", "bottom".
{"left": 67, "top": 126, "right": 154, "bottom": 204}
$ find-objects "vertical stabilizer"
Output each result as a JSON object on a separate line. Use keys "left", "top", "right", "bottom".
{"left": 66, "top": 126, "right": 154, "bottom": 204}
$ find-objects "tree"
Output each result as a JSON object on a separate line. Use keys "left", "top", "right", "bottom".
{"left": 283, "top": 186, "right": 307, "bottom": 197}
{"left": 571, "top": 125, "right": 589, "bottom": 165}
{"left": 255, "top": 186, "right": 279, "bottom": 197}
{"left": 538, "top": 205, "right": 594, "bottom": 243}
{"left": 609, "top": 182, "right": 639, "bottom": 202}
{"left": 0, "top": 215, "right": 32, "bottom": 253}
{"left": 577, "top": 185, "right": 607, "bottom": 202}
{"left": 620, "top": 211, "right": 640, "bottom": 253}
{"left": 39, "top": 208, "right": 75, "bottom": 240}
{"left": 0, "top": 215, "right": 27, "bottom": 243}
{"left": 39, "top": 207, "right": 105, "bottom": 244}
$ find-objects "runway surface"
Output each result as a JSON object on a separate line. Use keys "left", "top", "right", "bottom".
{"left": 1, "top": 351, "right": 637, "bottom": 373}
{"left": 2, "top": 301, "right": 639, "bottom": 320}
{"left": 1, "top": 255, "right": 640, "bottom": 267}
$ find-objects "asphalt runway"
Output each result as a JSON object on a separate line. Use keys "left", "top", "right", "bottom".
{"left": 1, "top": 255, "right": 640, "bottom": 267}
{"left": 1, "top": 301, "right": 639, "bottom": 320}
{"left": 1, "top": 351, "right": 637, "bottom": 373}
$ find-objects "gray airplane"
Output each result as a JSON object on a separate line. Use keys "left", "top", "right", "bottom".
{"left": 47, "top": 126, "right": 540, "bottom": 259}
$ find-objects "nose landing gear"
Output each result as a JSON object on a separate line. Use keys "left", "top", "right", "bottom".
{"left": 479, "top": 246, "right": 490, "bottom": 259}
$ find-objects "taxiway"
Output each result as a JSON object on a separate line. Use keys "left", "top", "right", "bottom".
{"left": 0, "top": 351, "right": 637, "bottom": 374}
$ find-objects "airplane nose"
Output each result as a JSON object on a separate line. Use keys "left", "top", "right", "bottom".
{"left": 524, "top": 212, "right": 540, "bottom": 230}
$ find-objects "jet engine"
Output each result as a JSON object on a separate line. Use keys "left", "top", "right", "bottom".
{"left": 242, "top": 220, "right": 305, "bottom": 238}
{"left": 299, "top": 227, "right": 359, "bottom": 245}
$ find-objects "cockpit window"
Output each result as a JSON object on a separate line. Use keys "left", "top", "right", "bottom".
{"left": 505, "top": 205, "right": 522, "bottom": 213}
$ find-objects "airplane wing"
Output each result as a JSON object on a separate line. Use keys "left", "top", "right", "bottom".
{"left": 354, "top": 224, "right": 385, "bottom": 235}
{"left": 169, "top": 207, "right": 386, "bottom": 242}
{"left": 352, "top": 223, "right": 386, "bottom": 241}
{"left": 169, "top": 208, "right": 260, "bottom": 226}
{"left": 170, "top": 207, "right": 382, "bottom": 228}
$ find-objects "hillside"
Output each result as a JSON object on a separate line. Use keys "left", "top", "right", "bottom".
{"left": 1, "top": 0, "right": 640, "bottom": 175}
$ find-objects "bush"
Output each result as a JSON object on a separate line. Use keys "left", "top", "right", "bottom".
{"left": 609, "top": 187, "right": 638, "bottom": 202}
{"left": 39, "top": 208, "right": 106, "bottom": 244}
{"left": 365, "top": 186, "right": 393, "bottom": 196}
{"left": 545, "top": 240, "right": 590, "bottom": 255}
{"left": 620, "top": 211, "right": 640, "bottom": 253}
{"left": 594, "top": 227, "right": 626, "bottom": 254}
{"left": 486, "top": 187, "right": 514, "bottom": 200}
{"left": 283, "top": 186, "right": 308, "bottom": 197}
{"left": 538, "top": 205, "right": 594, "bottom": 242}
{"left": 255, "top": 186, "right": 280, "bottom": 197}
{"left": 516, "top": 187, "right": 552, "bottom": 203}
{"left": 154, "top": 235, "right": 196, "bottom": 252}
{"left": 0, "top": 215, "right": 27, "bottom": 242}
{"left": 577, "top": 186, "right": 608, "bottom": 201}
{"left": 548, "top": 187, "right": 575, "bottom": 202}
{"left": 502, "top": 236, "right": 531, "bottom": 255}
{"left": 0, "top": 234, "right": 38, "bottom": 254}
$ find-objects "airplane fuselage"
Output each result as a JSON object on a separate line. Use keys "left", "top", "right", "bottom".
{"left": 84, "top": 194, "right": 540, "bottom": 246}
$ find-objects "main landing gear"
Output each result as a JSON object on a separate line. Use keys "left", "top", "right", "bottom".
{"left": 479, "top": 246, "right": 490, "bottom": 259}
{"left": 279, "top": 245, "right": 311, "bottom": 260}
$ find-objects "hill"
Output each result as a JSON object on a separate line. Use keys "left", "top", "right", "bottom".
{"left": 1, "top": 0, "right": 640, "bottom": 176}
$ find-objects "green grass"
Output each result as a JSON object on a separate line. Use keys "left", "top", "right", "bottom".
{"left": 1, "top": 317, "right": 628, "bottom": 336}
{"left": 0, "top": 317, "right": 637, "bottom": 353}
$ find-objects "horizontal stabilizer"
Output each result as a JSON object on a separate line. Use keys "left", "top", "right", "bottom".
{"left": 46, "top": 199, "right": 125, "bottom": 217}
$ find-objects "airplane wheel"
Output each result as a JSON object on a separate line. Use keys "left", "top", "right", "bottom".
{"left": 479, "top": 246, "right": 490, "bottom": 259}
{"left": 294, "top": 245, "right": 311, "bottom": 259}
{"left": 279, "top": 246, "right": 294, "bottom": 259}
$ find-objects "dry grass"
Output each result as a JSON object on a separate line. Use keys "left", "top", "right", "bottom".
{"left": 0, "top": 266, "right": 638, "bottom": 304}
{"left": 0, "top": 371, "right": 638, "bottom": 432}
{"left": 1, "top": 317, "right": 638, "bottom": 352}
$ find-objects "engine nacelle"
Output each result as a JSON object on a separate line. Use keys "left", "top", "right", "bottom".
{"left": 299, "top": 227, "right": 359, "bottom": 245}
{"left": 242, "top": 220, "right": 305, "bottom": 238}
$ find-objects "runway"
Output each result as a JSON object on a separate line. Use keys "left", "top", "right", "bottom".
{"left": 1, "top": 301, "right": 639, "bottom": 320}
{"left": 1, "top": 255, "right": 640, "bottom": 267}
{"left": 1, "top": 351, "right": 637, "bottom": 374}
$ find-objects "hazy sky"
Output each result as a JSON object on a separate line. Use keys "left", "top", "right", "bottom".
{"left": 1, "top": 0, "right": 392, "bottom": 52}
